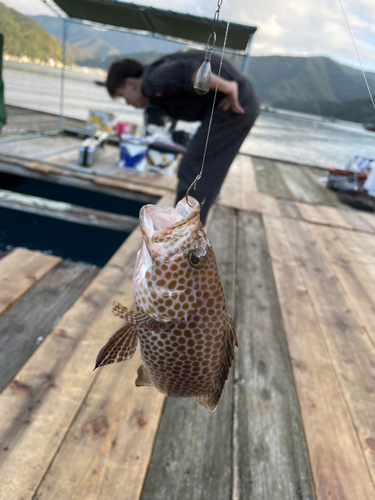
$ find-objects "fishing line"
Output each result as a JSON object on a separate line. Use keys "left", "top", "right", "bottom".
{"left": 338, "top": 0, "right": 375, "bottom": 111}
{"left": 186, "top": 2, "right": 232, "bottom": 204}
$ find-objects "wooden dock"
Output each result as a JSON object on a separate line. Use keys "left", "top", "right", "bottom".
{"left": 1, "top": 124, "right": 375, "bottom": 498}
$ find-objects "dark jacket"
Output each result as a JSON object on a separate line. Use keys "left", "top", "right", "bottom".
{"left": 142, "top": 49, "right": 257, "bottom": 122}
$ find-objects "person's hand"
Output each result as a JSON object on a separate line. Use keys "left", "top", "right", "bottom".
{"left": 217, "top": 81, "right": 245, "bottom": 114}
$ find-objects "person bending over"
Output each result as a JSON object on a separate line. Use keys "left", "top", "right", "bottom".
{"left": 106, "top": 49, "right": 259, "bottom": 225}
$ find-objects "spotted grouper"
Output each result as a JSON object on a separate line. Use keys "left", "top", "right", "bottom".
{"left": 95, "top": 196, "right": 237, "bottom": 411}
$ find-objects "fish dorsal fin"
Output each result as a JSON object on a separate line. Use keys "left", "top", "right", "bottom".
{"left": 135, "top": 365, "right": 154, "bottom": 387}
{"left": 111, "top": 300, "right": 152, "bottom": 327}
{"left": 95, "top": 322, "right": 138, "bottom": 369}
{"left": 194, "top": 312, "right": 237, "bottom": 412}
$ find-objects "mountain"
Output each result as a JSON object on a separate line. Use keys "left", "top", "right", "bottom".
{"left": 31, "top": 16, "right": 119, "bottom": 59}
{"left": 271, "top": 97, "right": 375, "bottom": 123}
{"left": 244, "top": 56, "right": 375, "bottom": 123}
{"left": 77, "top": 51, "right": 171, "bottom": 70}
{"left": 247, "top": 55, "right": 375, "bottom": 103}
{"left": 0, "top": 2, "right": 89, "bottom": 63}
{"left": 31, "top": 15, "right": 185, "bottom": 60}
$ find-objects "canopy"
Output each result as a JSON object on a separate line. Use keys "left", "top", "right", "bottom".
{"left": 53, "top": 0, "right": 257, "bottom": 53}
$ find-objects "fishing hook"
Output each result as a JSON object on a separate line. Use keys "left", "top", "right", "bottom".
{"left": 186, "top": 174, "right": 206, "bottom": 208}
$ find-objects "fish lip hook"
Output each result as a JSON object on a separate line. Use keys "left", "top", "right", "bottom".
{"left": 185, "top": 174, "right": 206, "bottom": 208}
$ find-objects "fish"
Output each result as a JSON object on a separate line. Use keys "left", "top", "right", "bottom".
{"left": 95, "top": 196, "right": 237, "bottom": 411}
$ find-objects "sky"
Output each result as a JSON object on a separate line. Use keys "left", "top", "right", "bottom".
{"left": 3, "top": 0, "right": 375, "bottom": 72}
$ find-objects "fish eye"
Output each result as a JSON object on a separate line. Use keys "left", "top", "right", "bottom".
{"left": 188, "top": 249, "right": 207, "bottom": 269}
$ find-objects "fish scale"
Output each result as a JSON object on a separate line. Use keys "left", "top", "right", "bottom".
{"left": 95, "top": 196, "right": 237, "bottom": 411}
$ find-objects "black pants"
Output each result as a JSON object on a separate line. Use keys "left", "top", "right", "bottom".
{"left": 175, "top": 79, "right": 259, "bottom": 225}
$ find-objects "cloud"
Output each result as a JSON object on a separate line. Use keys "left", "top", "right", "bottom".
{"left": 1, "top": 0, "right": 54, "bottom": 16}
{"left": 3, "top": 0, "right": 375, "bottom": 71}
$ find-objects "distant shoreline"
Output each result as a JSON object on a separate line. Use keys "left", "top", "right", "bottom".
{"left": 3, "top": 55, "right": 106, "bottom": 78}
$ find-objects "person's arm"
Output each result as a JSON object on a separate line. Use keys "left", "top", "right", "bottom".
{"left": 191, "top": 71, "right": 245, "bottom": 114}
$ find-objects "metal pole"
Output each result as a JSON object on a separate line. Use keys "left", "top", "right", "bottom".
{"left": 241, "top": 32, "right": 254, "bottom": 77}
{"left": 58, "top": 18, "right": 68, "bottom": 132}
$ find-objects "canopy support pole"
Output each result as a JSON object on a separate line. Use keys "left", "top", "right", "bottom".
{"left": 241, "top": 32, "right": 253, "bottom": 76}
{"left": 58, "top": 18, "right": 68, "bottom": 132}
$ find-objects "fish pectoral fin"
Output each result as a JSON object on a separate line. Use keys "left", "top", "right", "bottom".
{"left": 194, "top": 313, "right": 237, "bottom": 412}
{"left": 135, "top": 365, "right": 154, "bottom": 387}
{"left": 95, "top": 323, "right": 138, "bottom": 369}
{"left": 111, "top": 300, "right": 151, "bottom": 326}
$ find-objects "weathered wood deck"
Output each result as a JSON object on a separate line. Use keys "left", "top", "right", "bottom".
{"left": 1, "top": 105, "right": 84, "bottom": 138}
{"left": 1, "top": 131, "right": 375, "bottom": 498}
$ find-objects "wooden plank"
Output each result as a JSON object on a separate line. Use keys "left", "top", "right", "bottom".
{"left": 1, "top": 150, "right": 175, "bottom": 198}
{"left": 264, "top": 215, "right": 375, "bottom": 500}
{"left": 296, "top": 202, "right": 328, "bottom": 225}
{"left": 47, "top": 142, "right": 178, "bottom": 193}
{"left": 0, "top": 248, "right": 61, "bottom": 316}
{"left": 315, "top": 205, "right": 353, "bottom": 230}
{"left": 35, "top": 356, "right": 164, "bottom": 500}
{"left": 276, "top": 162, "right": 333, "bottom": 205}
{"left": 0, "top": 189, "right": 139, "bottom": 232}
{"left": 277, "top": 199, "right": 302, "bottom": 219}
{"left": 308, "top": 223, "right": 375, "bottom": 346}
{"left": 302, "top": 167, "right": 342, "bottom": 207}
{"left": 282, "top": 218, "right": 375, "bottom": 484}
{"left": 359, "top": 212, "right": 375, "bottom": 231}
{"left": 0, "top": 195, "right": 173, "bottom": 499}
{"left": 252, "top": 157, "right": 293, "bottom": 199}
{"left": 341, "top": 210, "right": 375, "bottom": 233}
{"left": 239, "top": 154, "right": 261, "bottom": 211}
{"left": 261, "top": 193, "right": 281, "bottom": 216}
{"left": 0, "top": 136, "right": 79, "bottom": 158}
{"left": 334, "top": 226, "right": 375, "bottom": 263}
{"left": 234, "top": 211, "right": 314, "bottom": 499}
{"left": 219, "top": 158, "right": 241, "bottom": 209}
{"left": 0, "top": 260, "right": 99, "bottom": 393}
{"left": 140, "top": 204, "right": 236, "bottom": 500}
{"left": 239, "top": 153, "right": 257, "bottom": 192}
{"left": 94, "top": 176, "right": 169, "bottom": 197}
{"left": 0, "top": 160, "right": 161, "bottom": 204}
{"left": 24, "top": 161, "right": 55, "bottom": 174}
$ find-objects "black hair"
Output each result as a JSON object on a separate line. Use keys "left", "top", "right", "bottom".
{"left": 106, "top": 59, "right": 143, "bottom": 98}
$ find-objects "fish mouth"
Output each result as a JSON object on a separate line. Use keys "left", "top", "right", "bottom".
{"left": 139, "top": 196, "right": 201, "bottom": 256}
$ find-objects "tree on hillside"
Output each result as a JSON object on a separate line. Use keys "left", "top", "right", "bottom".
{"left": 0, "top": 1, "right": 89, "bottom": 63}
